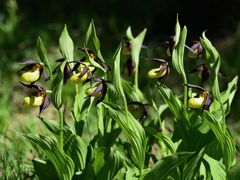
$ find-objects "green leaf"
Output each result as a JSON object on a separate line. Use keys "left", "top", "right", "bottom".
{"left": 122, "top": 79, "right": 144, "bottom": 103}
{"left": 200, "top": 32, "right": 224, "bottom": 121}
{"left": 127, "top": 27, "right": 147, "bottom": 89}
{"left": 157, "top": 85, "right": 189, "bottom": 128}
{"left": 59, "top": 25, "right": 74, "bottom": 62}
{"left": 64, "top": 135, "right": 88, "bottom": 173}
{"left": 210, "top": 76, "right": 238, "bottom": 116}
{"left": 51, "top": 61, "right": 66, "bottom": 109}
{"left": 174, "top": 14, "right": 181, "bottom": 45}
{"left": 83, "top": 45, "right": 106, "bottom": 72}
{"left": 26, "top": 135, "right": 74, "bottom": 180}
{"left": 72, "top": 83, "right": 91, "bottom": 122}
{"left": 172, "top": 23, "right": 187, "bottom": 81}
{"left": 143, "top": 152, "right": 193, "bottom": 180}
{"left": 85, "top": 21, "right": 93, "bottom": 45}
{"left": 102, "top": 102, "right": 146, "bottom": 171}
{"left": 182, "top": 151, "right": 204, "bottom": 180}
{"left": 200, "top": 31, "right": 219, "bottom": 64}
{"left": 33, "top": 159, "right": 59, "bottom": 180}
{"left": 126, "top": 27, "right": 134, "bottom": 40}
{"left": 85, "top": 20, "right": 104, "bottom": 61}
{"left": 201, "top": 111, "right": 235, "bottom": 170}
{"left": 154, "top": 133, "right": 176, "bottom": 154}
{"left": 37, "top": 37, "right": 52, "bottom": 77}
{"left": 41, "top": 118, "right": 88, "bottom": 172}
{"left": 92, "top": 147, "right": 124, "bottom": 180}
{"left": 203, "top": 154, "right": 226, "bottom": 180}
{"left": 227, "top": 162, "right": 240, "bottom": 180}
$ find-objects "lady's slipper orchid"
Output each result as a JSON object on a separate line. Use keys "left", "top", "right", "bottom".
{"left": 70, "top": 59, "right": 95, "bottom": 84}
{"left": 190, "top": 64, "right": 211, "bottom": 82}
{"left": 17, "top": 60, "right": 48, "bottom": 84}
{"left": 186, "top": 41, "right": 203, "bottom": 59}
{"left": 21, "top": 84, "right": 50, "bottom": 115}
{"left": 184, "top": 84, "right": 211, "bottom": 110}
{"left": 85, "top": 77, "right": 109, "bottom": 104}
{"left": 146, "top": 58, "right": 169, "bottom": 84}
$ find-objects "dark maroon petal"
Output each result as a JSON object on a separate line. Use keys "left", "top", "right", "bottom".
{"left": 80, "top": 66, "right": 89, "bottom": 76}
{"left": 190, "top": 64, "right": 205, "bottom": 73}
{"left": 184, "top": 84, "right": 206, "bottom": 92}
{"left": 155, "top": 63, "right": 168, "bottom": 73}
{"left": 201, "top": 66, "right": 211, "bottom": 82}
{"left": 43, "top": 70, "right": 50, "bottom": 81}
{"left": 102, "top": 63, "right": 111, "bottom": 72}
{"left": 143, "top": 57, "right": 167, "bottom": 64}
{"left": 168, "top": 36, "right": 175, "bottom": 55}
{"left": 39, "top": 96, "right": 50, "bottom": 116}
{"left": 96, "top": 82, "right": 107, "bottom": 104}
{"left": 92, "top": 77, "right": 102, "bottom": 83}
{"left": 92, "top": 83, "right": 103, "bottom": 96}
{"left": 124, "top": 58, "right": 134, "bottom": 76}
{"left": 20, "top": 60, "right": 37, "bottom": 65}
{"left": 20, "top": 82, "right": 44, "bottom": 91}
{"left": 17, "top": 64, "right": 35, "bottom": 75}
{"left": 64, "top": 64, "right": 72, "bottom": 84}
{"left": 56, "top": 58, "right": 65, "bottom": 62}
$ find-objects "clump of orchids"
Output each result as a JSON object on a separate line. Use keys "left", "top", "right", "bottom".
{"left": 18, "top": 47, "right": 110, "bottom": 116}
{"left": 145, "top": 37, "right": 214, "bottom": 110}
{"left": 17, "top": 60, "right": 50, "bottom": 115}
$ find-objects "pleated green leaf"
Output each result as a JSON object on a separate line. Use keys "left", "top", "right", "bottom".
{"left": 126, "top": 27, "right": 147, "bottom": 89}
{"left": 92, "top": 147, "right": 124, "bottom": 180}
{"left": 154, "top": 133, "right": 176, "bottom": 154}
{"left": 200, "top": 31, "right": 219, "bottom": 64}
{"left": 182, "top": 151, "right": 204, "bottom": 180}
{"left": 59, "top": 25, "right": 74, "bottom": 62}
{"left": 102, "top": 102, "right": 146, "bottom": 171}
{"left": 64, "top": 135, "right": 88, "bottom": 173}
{"left": 37, "top": 37, "right": 52, "bottom": 77}
{"left": 201, "top": 111, "right": 235, "bottom": 170}
{"left": 200, "top": 32, "right": 224, "bottom": 121}
{"left": 172, "top": 18, "right": 187, "bottom": 81}
{"left": 143, "top": 152, "right": 193, "bottom": 180}
{"left": 227, "top": 161, "right": 240, "bottom": 180}
{"left": 157, "top": 85, "right": 189, "bottom": 127}
{"left": 51, "top": 61, "right": 65, "bottom": 109}
{"left": 122, "top": 79, "right": 144, "bottom": 103}
{"left": 210, "top": 76, "right": 238, "bottom": 116}
{"left": 85, "top": 20, "right": 105, "bottom": 62}
{"left": 26, "top": 135, "right": 75, "bottom": 180}
{"left": 41, "top": 118, "right": 88, "bottom": 172}
{"left": 203, "top": 154, "right": 226, "bottom": 180}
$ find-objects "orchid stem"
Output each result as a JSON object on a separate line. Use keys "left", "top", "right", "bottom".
{"left": 58, "top": 108, "right": 64, "bottom": 151}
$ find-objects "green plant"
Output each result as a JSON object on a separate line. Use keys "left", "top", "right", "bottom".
{"left": 17, "top": 16, "right": 239, "bottom": 180}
